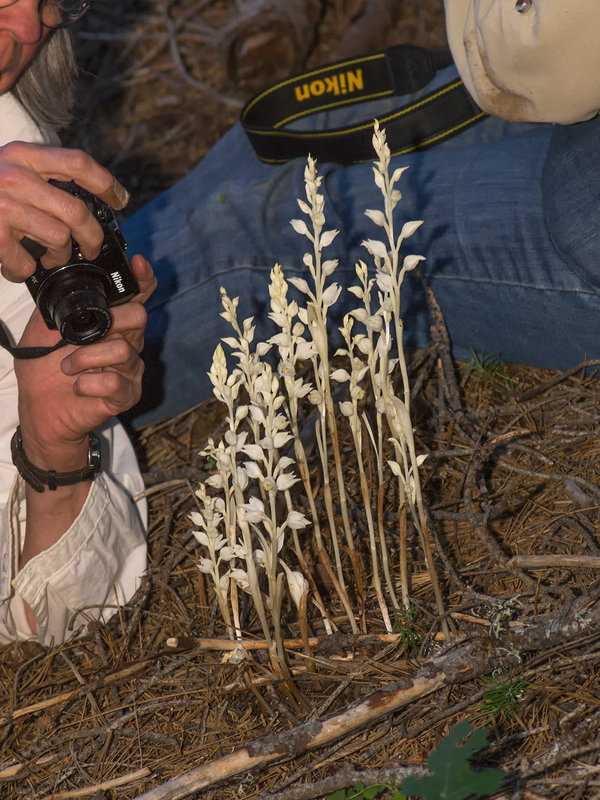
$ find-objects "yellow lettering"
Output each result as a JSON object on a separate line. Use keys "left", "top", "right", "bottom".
{"left": 295, "top": 84, "right": 311, "bottom": 102}
{"left": 347, "top": 69, "right": 364, "bottom": 92}
{"left": 295, "top": 70, "right": 363, "bottom": 102}
{"left": 324, "top": 75, "right": 340, "bottom": 95}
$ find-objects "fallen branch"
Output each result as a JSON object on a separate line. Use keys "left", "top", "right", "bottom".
{"left": 515, "top": 359, "right": 600, "bottom": 403}
{"left": 39, "top": 768, "right": 153, "bottom": 799}
{"left": 0, "top": 655, "right": 158, "bottom": 726}
{"left": 135, "top": 600, "right": 600, "bottom": 800}
{"left": 508, "top": 555, "right": 600, "bottom": 570}
{"left": 135, "top": 655, "right": 451, "bottom": 800}
{"left": 165, "top": 630, "right": 447, "bottom": 651}
{"left": 252, "top": 762, "right": 428, "bottom": 800}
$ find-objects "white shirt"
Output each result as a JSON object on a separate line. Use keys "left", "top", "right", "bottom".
{"left": 0, "top": 93, "right": 147, "bottom": 646}
{"left": 0, "top": 92, "right": 59, "bottom": 147}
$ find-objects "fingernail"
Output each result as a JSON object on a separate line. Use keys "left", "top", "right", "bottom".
{"left": 61, "top": 355, "right": 72, "bottom": 373}
{"left": 112, "top": 179, "right": 130, "bottom": 210}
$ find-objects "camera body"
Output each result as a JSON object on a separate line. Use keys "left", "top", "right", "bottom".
{"left": 25, "top": 181, "right": 139, "bottom": 346}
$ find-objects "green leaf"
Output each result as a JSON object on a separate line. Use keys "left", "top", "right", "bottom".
{"left": 362, "top": 784, "right": 386, "bottom": 799}
{"left": 401, "top": 722, "right": 503, "bottom": 800}
{"left": 326, "top": 781, "right": 407, "bottom": 800}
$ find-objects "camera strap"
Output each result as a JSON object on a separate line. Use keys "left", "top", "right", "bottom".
{"left": 0, "top": 323, "right": 68, "bottom": 360}
{"left": 241, "top": 44, "right": 486, "bottom": 164}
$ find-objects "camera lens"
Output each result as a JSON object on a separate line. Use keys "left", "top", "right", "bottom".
{"left": 30, "top": 264, "right": 115, "bottom": 345}
{"left": 56, "top": 289, "right": 112, "bottom": 345}
{"left": 70, "top": 310, "right": 97, "bottom": 333}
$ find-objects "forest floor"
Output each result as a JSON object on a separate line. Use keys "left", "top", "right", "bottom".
{"left": 2, "top": 2, "right": 600, "bottom": 799}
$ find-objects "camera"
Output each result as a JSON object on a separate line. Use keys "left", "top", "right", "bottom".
{"left": 23, "top": 181, "right": 139, "bottom": 346}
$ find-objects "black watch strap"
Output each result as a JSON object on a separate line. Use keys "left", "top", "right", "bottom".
{"left": 11, "top": 427, "right": 102, "bottom": 492}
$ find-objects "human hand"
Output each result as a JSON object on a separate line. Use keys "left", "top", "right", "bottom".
{"left": 14, "top": 254, "right": 156, "bottom": 470}
{"left": 0, "top": 141, "right": 130, "bottom": 283}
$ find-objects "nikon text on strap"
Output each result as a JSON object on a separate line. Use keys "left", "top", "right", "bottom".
{"left": 241, "top": 45, "right": 486, "bottom": 165}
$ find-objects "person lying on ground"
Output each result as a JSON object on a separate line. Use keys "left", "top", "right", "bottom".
{"left": 0, "top": 0, "right": 155, "bottom": 646}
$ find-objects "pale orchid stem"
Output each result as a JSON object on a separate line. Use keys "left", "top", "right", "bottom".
{"left": 283, "top": 487, "right": 335, "bottom": 634}
{"left": 356, "top": 445, "right": 392, "bottom": 633}
{"left": 363, "top": 411, "right": 400, "bottom": 612}
{"left": 323, "top": 387, "right": 364, "bottom": 601}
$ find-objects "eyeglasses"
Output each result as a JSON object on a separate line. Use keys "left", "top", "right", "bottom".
{"left": 0, "top": 0, "right": 91, "bottom": 29}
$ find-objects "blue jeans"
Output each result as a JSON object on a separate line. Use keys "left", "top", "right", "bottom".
{"left": 123, "top": 65, "right": 600, "bottom": 426}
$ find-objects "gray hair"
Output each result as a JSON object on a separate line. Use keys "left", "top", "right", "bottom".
{"left": 13, "top": 28, "right": 77, "bottom": 134}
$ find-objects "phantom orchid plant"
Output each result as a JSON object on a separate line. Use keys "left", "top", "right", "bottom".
{"left": 190, "top": 122, "right": 448, "bottom": 674}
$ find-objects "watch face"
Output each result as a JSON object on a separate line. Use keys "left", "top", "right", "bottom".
{"left": 88, "top": 433, "right": 102, "bottom": 473}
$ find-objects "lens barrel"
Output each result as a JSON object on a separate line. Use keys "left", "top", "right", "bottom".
{"left": 55, "top": 288, "right": 112, "bottom": 345}
{"left": 34, "top": 265, "right": 113, "bottom": 346}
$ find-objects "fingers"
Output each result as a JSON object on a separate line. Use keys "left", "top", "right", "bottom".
{"left": 5, "top": 142, "right": 130, "bottom": 210}
{"left": 61, "top": 336, "right": 141, "bottom": 376}
{"left": 0, "top": 185, "right": 76, "bottom": 280}
{"left": 109, "top": 300, "right": 148, "bottom": 352}
{"left": 129, "top": 255, "right": 157, "bottom": 304}
{"left": 0, "top": 142, "right": 130, "bottom": 281}
{"left": 61, "top": 338, "right": 145, "bottom": 414}
{"left": 1, "top": 181, "right": 105, "bottom": 274}
{"left": 73, "top": 365, "right": 144, "bottom": 415}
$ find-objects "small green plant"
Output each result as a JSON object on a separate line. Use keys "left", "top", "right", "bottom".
{"left": 391, "top": 603, "right": 424, "bottom": 650}
{"left": 461, "top": 349, "right": 515, "bottom": 390}
{"left": 473, "top": 674, "right": 529, "bottom": 723}
{"left": 401, "top": 721, "right": 503, "bottom": 800}
{"left": 326, "top": 723, "right": 503, "bottom": 800}
{"left": 328, "top": 780, "right": 406, "bottom": 800}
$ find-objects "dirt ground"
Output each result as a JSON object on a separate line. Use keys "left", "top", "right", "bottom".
{"left": 2, "top": 2, "right": 600, "bottom": 799}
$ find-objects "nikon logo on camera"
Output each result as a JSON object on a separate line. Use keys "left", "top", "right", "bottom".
{"left": 294, "top": 68, "right": 364, "bottom": 102}
{"left": 111, "top": 271, "right": 126, "bottom": 294}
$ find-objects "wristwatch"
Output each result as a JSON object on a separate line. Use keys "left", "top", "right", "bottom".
{"left": 11, "top": 427, "right": 102, "bottom": 493}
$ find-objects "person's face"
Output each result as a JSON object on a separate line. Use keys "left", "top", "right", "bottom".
{"left": 0, "top": 0, "right": 57, "bottom": 94}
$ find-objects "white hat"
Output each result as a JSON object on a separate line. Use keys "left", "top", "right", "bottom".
{"left": 444, "top": 0, "right": 600, "bottom": 124}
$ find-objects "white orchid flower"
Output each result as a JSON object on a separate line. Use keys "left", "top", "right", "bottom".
{"left": 238, "top": 496, "right": 266, "bottom": 523}
{"left": 198, "top": 558, "right": 214, "bottom": 575}
{"left": 285, "top": 510, "right": 310, "bottom": 530}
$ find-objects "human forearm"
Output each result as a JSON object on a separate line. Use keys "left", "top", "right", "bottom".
{"left": 16, "top": 432, "right": 91, "bottom": 632}
{"left": 14, "top": 253, "right": 155, "bottom": 561}
{"left": 18, "top": 449, "right": 91, "bottom": 570}
{"left": 6, "top": 467, "right": 147, "bottom": 646}
{"left": 9, "top": 255, "right": 154, "bottom": 636}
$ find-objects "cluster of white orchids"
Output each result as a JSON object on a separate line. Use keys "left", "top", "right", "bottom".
{"left": 190, "top": 122, "right": 447, "bottom": 673}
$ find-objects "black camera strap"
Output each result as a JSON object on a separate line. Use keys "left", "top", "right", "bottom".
{"left": 241, "top": 45, "right": 486, "bottom": 164}
{"left": 0, "top": 323, "right": 68, "bottom": 359}
{"left": 0, "top": 237, "right": 67, "bottom": 357}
